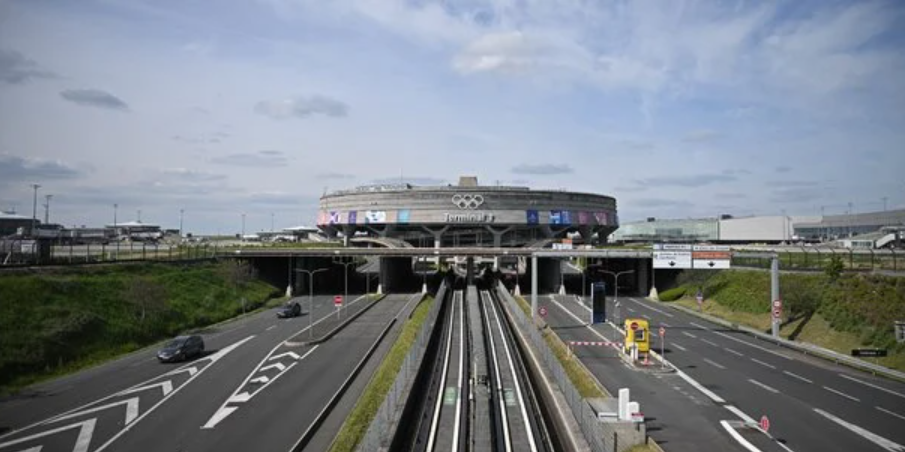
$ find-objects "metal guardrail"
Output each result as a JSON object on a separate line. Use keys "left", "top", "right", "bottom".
{"left": 496, "top": 282, "right": 630, "bottom": 452}
{"left": 669, "top": 303, "right": 905, "bottom": 383}
{"left": 357, "top": 280, "right": 447, "bottom": 452}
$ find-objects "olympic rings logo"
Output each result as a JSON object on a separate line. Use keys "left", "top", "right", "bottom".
{"left": 451, "top": 194, "right": 485, "bottom": 210}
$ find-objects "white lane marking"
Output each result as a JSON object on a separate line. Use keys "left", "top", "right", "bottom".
{"left": 549, "top": 296, "right": 618, "bottom": 346}
{"left": 661, "top": 322, "right": 671, "bottom": 327}
{"left": 720, "top": 420, "right": 763, "bottom": 452}
{"left": 641, "top": 314, "right": 651, "bottom": 320}
{"left": 627, "top": 307, "right": 636, "bottom": 313}
{"left": 710, "top": 329, "right": 793, "bottom": 360}
{"left": 426, "top": 292, "right": 458, "bottom": 451}
{"left": 703, "top": 358, "right": 727, "bottom": 370}
{"left": 672, "top": 342, "right": 688, "bottom": 352}
{"left": 269, "top": 351, "right": 300, "bottom": 361}
{"left": 689, "top": 322, "right": 710, "bottom": 330}
{"left": 725, "top": 348, "right": 744, "bottom": 357}
{"left": 452, "top": 290, "right": 466, "bottom": 452}
{"left": 682, "top": 331, "right": 698, "bottom": 339}
{"left": 674, "top": 368, "right": 726, "bottom": 404}
{"left": 783, "top": 371, "right": 813, "bottom": 384}
{"left": 266, "top": 325, "right": 276, "bottom": 331}
{"left": 53, "top": 398, "right": 139, "bottom": 425}
{"left": 877, "top": 406, "right": 905, "bottom": 422}
{"left": 203, "top": 406, "right": 238, "bottom": 430}
{"left": 823, "top": 386, "right": 860, "bottom": 402}
{"left": 116, "top": 380, "right": 173, "bottom": 397}
{"left": 701, "top": 338, "right": 719, "bottom": 347}
{"left": 0, "top": 419, "right": 96, "bottom": 452}
{"left": 814, "top": 408, "right": 905, "bottom": 452}
{"left": 165, "top": 366, "right": 197, "bottom": 377}
{"left": 748, "top": 379, "right": 780, "bottom": 394}
{"left": 260, "top": 362, "right": 286, "bottom": 373}
{"left": 627, "top": 297, "right": 674, "bottom": 318}
{"left": 725, "top": 406, "right": 756, "bottom": 424}
{"left": 750, "top": 358, "right": 776, "bottom": 370}
{"left": 838, "top": 374, "right": 905, "bottom": 400}
{"left": 250, "top": 376, "right": 270, "bottom": 384}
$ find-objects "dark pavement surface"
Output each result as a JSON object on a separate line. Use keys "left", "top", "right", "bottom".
{"left": 617, "top": 295, "right": 905, "bottom": 452}
{"left": 0, "top": 293, "right": 415, "bottom": 452}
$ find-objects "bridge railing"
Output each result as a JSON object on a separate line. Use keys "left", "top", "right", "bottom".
{"left": 732, "top": 248, "right": 902, "bottom": 273}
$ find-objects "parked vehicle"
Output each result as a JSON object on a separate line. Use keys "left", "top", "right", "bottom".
{"left": 277, "top": 301, "right": 302, "bottom": 318}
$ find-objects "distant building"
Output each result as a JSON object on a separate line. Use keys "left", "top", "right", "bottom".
{"left": 0, "top": 211, "right": 37, "bottom": 237}
{"left": 793, "top": 209, "right": 905, "bottom": 241}
{"left": 104, "top": 221, "right": 163, "bottom": 242}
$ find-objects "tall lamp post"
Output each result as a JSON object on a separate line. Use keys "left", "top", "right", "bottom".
{"left": 241, "top": 213, "right": 246, "bottom": 238}
{"left": 296, "top": 267, "right": 329, "bottom": 339}
{"left": 334, "top": 258, "right": 358, "bottom": 304}
{"left": 43, "top": 194, "right": 53, "bottom": 224}
{"left": 179, "top": 209, "right": 185, "bottom": 237}
{"left": 598, "top": 269, "right": 635, "bottom": 325}
{"left": 30, "top": 183, "right": 41, "bottom": 235}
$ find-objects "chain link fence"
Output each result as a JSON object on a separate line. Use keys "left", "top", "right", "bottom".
{"left": 357, "top": 279, "right": 448, "bottom": 452}
{"left": 496, "top": 281, "right": 630, "bottom": 452}
{"left": 733, "top": 248, "right": 903, "bottom": 273}
{"left": 1, "top": 240, "right": 222, "bottom": 267}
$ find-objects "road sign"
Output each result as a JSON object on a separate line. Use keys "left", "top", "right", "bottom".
{"left": 773, "top": 299, "right": 782, "bottom": 308}
{"left": 851, "top": 348, "right": 887, "bottom": 357}
{"left": 630, "top": 321, "right": 639, "bottom": 331}
{"left": 653, "top": 251, "right": 692, "bottom": 269}
{"left": 334, "top": 295, "right": 343, "bottom": 306}
{"left": 692, "top": 245, "right": 731, "bottom": 269}
{"left": 659, "top": 326, "right": 665, "bottom": 337}
{"left": 772, "top": 308, "right": 782, "bottom": 319}
{"left": 539, "top": 306, "right": 548, "bottom": 317}
{"left": 759, "top": 415, "right": 770, "bottom": 432}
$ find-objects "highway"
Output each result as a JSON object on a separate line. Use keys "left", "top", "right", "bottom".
{"left": 0, "top": 293, "right": 420, "bottom": 452}
{"left": 549, "top": 293, "right": 905, "bottom": 452}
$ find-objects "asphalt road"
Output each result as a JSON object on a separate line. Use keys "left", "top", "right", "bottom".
{"left": 619, "top": 295, "right": 905, "bottom": 452}
{"left": 0, "top": 293, "right": 417, "bottom": 452}
{"left": 543, "top": 294, "right": 746, "bottom": 452}
{"left": 549, "top": 293, "right": 905, "bottom": 452}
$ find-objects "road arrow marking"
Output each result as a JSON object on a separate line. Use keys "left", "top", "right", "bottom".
{"left": 116, "top": 380, "right": 173, "bottom": 397}
{"left": 269, "top": 351, "right": 301, "bottom": 361}
{"left": 229, "top": 392, "right": 252, "bottom": 403}
{"left": 260, "top": 363, "right": 286, "bottom": 373}
{"left": 165, "top": 366, "right": 198, "bottom": 377}
{"left": 201, "top": 407, "right": 239, "bottom": 430}
{"left": 250, "top": 376, "right": 270, "bottom": 384}
{"left": 0, "top": 419, "right": 96, "bottom": 452}
{"left": 53, "top": 398, "right": 139, "bottom": 426}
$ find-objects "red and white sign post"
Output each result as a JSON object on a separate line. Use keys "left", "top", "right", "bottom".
{"left": 538, "top": 306, "right": 548, "bottom": 318}
{"left": 759, "top": 415, "right": 770, "bottom": 433}
{"left": 334, "top": 295, "right": 343, "bottom": 319}
{"left": 659, "top": 326, "right": 666, "bottom": 368}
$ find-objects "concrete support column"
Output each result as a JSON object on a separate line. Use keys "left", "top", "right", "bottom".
{"left": 466, "top": 257, "right": 475, "bottom": 286}
{"left": 531, "top": 255, "right": 538, "bottom": 320}
{"left": 485, "top": 225, "right": 514, "bottom": 270}
{"left": 636, "top": 259, "right": 650, "bottom": 297}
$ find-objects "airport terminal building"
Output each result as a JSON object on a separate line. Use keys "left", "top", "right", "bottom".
{"left": 317, "top": 176, "right": 618, "bottom": 248}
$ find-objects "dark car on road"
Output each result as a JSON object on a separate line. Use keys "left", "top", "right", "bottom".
{"left": 277, "top": 301, "right": 302, "bottom": 318}
{"left": 157, "top": 335, "right": 204, "bottom": 362}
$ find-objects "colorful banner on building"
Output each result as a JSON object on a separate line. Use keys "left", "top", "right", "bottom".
{"left": 317, "top": 211, "right": 327, "bottom": 226}
{"left": 526, "top": 209, "right": 539, "bottom": 225}
{"left": 328, "top": 211, "right": 341, "bottom": 224}
{"left": 578, "top": 211, "right": 590, "bottom": 225}
{"left": 365, "top": 210, "right": 387, "bottom": 224}
{"left": 595, "top": 211, "right": 608, "bottom": 225}
{"left": 550, "top": 210, "right": 572, "bottom": 225}
{"left": 347, "top": 211, "right": 357, "bottom": 225}
{"left": 561, "top": 210, "right": 572, "bottom": 225}
{"left": 397, "top": 210, "right": 411, "bottom": 224}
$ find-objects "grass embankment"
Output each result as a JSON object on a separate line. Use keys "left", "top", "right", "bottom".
{"left": 0, "top": 261, "right": 279, "bottom": 393}
{"left": 514, "top": 296, "right": 605, "bottom": 398}
{"left": 329, "top": 295, "right": 434, "bottom": 452}
{"left": 664, "top": 269, "right": 905, "bottom": 371}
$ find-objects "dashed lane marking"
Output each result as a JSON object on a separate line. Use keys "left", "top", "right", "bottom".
{"left": 748, "top": 379, "right": 780, "bottom": 394}
{"left": 750, "top": 358, "right": 776, "bottom": 370}
{"left": 783, "top": 371, "right": 813, "bottom": 384}
{"left": 838, "top": 374, "right": 905, "bottom": 400}
{"left": 877, "top": 406, "right": 905, "bottom": 422}
{"left": 814, "top": 408, "right": 905, "bottom": 452}
{"left": 823, "top": 386, "right": 860, "bottom": 402}
{"left": 703, "top": 358, "right": 727, "bottom": 370}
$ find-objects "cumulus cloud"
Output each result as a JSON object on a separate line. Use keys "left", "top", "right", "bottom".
{"left": 682, "top": 129, "right": 720, "bottom": 143}
{"left": 211, "top": 150, "right": 288, "bottom": 167}
{"left": 0, "top": 48, "right": 56, "bottom": 84}
{"left": 511, "top": 163, "right": 574, "bottom": 175}
{"left": 317, "top": 172, "right": 356, "bottom": 180}
{"left": 0, "top": 153, "right": 82, "bottom": 183}
{"left": 634, "top": 173, "right": 736, "bottom": 188}
{"left": 60, "top": 89, "right": 129, "bottom": 111}
{"left": 158, "top": 168, "right": 227, "bottom": 182}
{"left": 775, "top": 166, "right": 793, "bottom": 173}
{"left": 254, "top": 95, "right": 349, "bottom": 120}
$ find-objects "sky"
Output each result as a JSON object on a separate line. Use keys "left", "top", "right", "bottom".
{"left": 1, "top": 0, "right": 903, "bottom": 234}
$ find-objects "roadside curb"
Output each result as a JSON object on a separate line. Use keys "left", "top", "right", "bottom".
{"left": 659, "top": 299, "right": 905, "bottom": 383}
{"left": 308, "top": 294, "right": 387, "bottom": 346}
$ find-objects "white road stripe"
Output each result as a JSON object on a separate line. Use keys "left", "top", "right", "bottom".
{"left": 672, "top": 342, "right": 688, "bottom": 352}
{"left": 725, "top": 348, "right": 744, "bottom": 357}
{"left": 627, "top": 307, "right": 636, "bottom": 313}
{"left": 703, "top": 358, "right": 727, "bottom": 370}
{"left": 720, "top": 420, "right": 764, "bottom": 452}
{"left": 690, "top": 321, "right": 794, "bottom": 361}
{"left": 877, "top": 406, "right": 905, "bottom": 422}
{"left": 783, "top": 371, "right": 813, "bottom": 384}
{"left": 641, "top": 314, "right": 651, "bottom": 320}
{"left": 750, "top": 358, "right": 776, "bottom": 370}
{"left": 266, "top": 325, "right": 276, "bottom": 331}
{"left": 682, "top": 331, "right": 698, "bottom": 339}
{"left": 838, "top": 374, "right": 905, "bottom": 400}
{"left": 814, "top": 408, "right": 905, "bottom": 452}
{"left": 689, "top": 322, "right": 710, "bottom": 330}
{"left": 748, "top": 379, "right": 780, "bottom": 394}
{"left": 701, "top": 338, "right": 719, "bottom": 347}
{"left": 661, "top": 322, "right": 671, "bottom": 327}
{"left": 725, "top": 405, "right": 756, "bottom": 424}
{"left": 823, "top": 386, "right": 860, "bottom": 402}
{"left": 628, "top": 298, "right": 675, "bottom": 318}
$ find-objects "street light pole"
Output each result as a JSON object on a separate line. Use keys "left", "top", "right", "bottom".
{"left": 179, "top": 209, "right": 184, "bottom": 237}
{"left": 30, "top": 183, "right": 41, "bottom": 235}
{"left": 241, "top": 213, "right": 246, "bottom": 238}
{"left": 43, "top": 194, "right": 53, "bottom": 224}
{"left": 598, "top": 269, "right": 635, "bottom": 325}
{"left": 334, "top": 258, "right": 358, "bottom": 305}
{"left": 296, "top": 268, "right": 329, "bottom": 339}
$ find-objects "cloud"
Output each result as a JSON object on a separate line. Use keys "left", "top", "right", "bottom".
{"left": 682, "top": 129, "right": 720, "bottom": 143}
{"left": 247, "top": 191, "right": 299, "bottom": 205}
{"left": 630, "top": 198, "right": 695, "bottom": 208}
{"left": 634, "top": 173, "right": 736, "bottom": 188}
{"left": 768, "top": 180, "right": 820, "bottom": 188}
{"left": 775, "top": 166, "right": 793, "bottom": 173}
{"left": 0, "top": 48, "right": 56, "bottom": 84}
{"left": 317, "top": 172, "right": 356, "bottom": 180}
{"left": 211, "top": 150, "right": 288, "bottom": 167}
{"left": 369, "top": 177, "right": 447, "bottom": 186}
{"left": 722, "top": 168, "right": 752, "bottom": 176}
{"left": 715, "top": 193, "right": 748, "bottom": 200}
{"left": 254, "top": 95, "right": 349, "bottom": 120}
{"left": 620, "top": 140, "right": 656, "bottom": 151}
{"left": 511, "top": 163, "right": 574, "bottom": 175}
{"left": 59, "top": 89, "right": 129, "bottom": 111}
{"left": 614, "top": 186, "right": 649, "bottom": 193}
{"left": 0, "top": 153, "right": 82, "bottom": 183}
{"left": 158, "top": 168, "right": 227, "bottom": 182}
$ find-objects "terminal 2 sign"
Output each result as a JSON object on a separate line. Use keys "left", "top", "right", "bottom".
{"left": 443, "top": 212, "right": 496, "bottom": 223}
{"left": 652, "top": 244, "right": 731, "bottom": 269}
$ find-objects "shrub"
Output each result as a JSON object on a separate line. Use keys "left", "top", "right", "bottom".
{"left": 659, "top": 287, "right": 686, "bottom": 301}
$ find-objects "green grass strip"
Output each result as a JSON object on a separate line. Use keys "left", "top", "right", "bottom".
{"left": 513, "top": 296, "right": 605, "bottom": 398}
{"left": 328, "top": 295, "right": 435, "bottom": 452}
